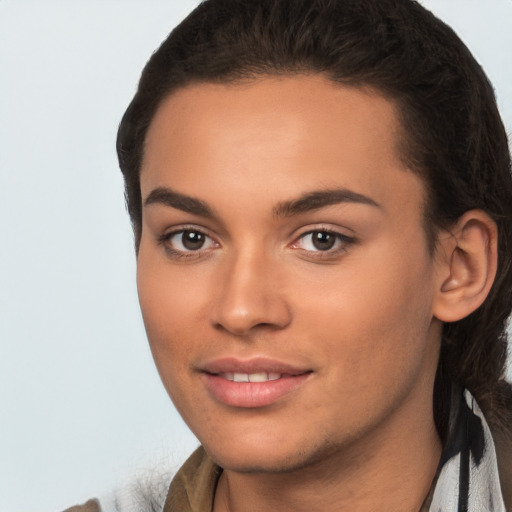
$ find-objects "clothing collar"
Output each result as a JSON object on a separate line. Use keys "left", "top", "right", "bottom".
{"left": 422, "top": 387, "right": 506, "bottom": 512}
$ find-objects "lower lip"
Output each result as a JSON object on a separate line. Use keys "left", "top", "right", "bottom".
{"left": 201, "top": 373, "right": 311, "bottom": 408}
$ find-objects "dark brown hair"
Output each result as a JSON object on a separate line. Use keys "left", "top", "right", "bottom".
{"left": 117, "top": 0, "right": 512, "bottom": 436}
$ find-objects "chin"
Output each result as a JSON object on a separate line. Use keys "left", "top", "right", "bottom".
{"left": 208, "top": 450, "right": 309, "bottom": 474}
{"left": 203, "top": 435, "right": 337, "bottom": 475}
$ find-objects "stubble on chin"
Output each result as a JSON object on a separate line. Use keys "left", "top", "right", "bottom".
{"left": 209, "top": 435, "right": 359, "bottom": 478}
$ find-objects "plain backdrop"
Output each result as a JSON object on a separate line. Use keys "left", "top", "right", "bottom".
{"left": 1, "top": 1, "right": 511, "bottom": 511}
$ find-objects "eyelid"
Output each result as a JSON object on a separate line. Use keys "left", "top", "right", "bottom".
{"left": 157, "top": 224, "right": 220, "bottom": 258}
{"left": 290, "top": 225, "right": 356, "bottom": 255}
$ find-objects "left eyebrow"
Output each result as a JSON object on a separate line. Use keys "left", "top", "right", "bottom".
{"left": 273, "top": 188, "right": 381, "bottom": 218}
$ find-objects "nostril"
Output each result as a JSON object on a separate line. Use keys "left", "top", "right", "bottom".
{"left": 213, "top": 318, "right": 290, "bottom": 337}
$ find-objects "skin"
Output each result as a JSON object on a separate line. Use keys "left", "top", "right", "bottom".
{"left": 137, "top": 75, "right": 447, "bottom": 512}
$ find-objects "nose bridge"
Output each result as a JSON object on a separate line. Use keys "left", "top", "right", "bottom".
{"left": 211, "top": 245, "right": 291, "bottom": 335}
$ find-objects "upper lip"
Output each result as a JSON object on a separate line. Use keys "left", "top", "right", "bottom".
{"left": 198, "top": 357, "right": 312, "bottom": 376}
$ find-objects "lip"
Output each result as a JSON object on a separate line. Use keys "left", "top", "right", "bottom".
{"left": 198, "top": 357, "right": 313, "bottom": 408}
{"left": 199, "top": 357, "right": 311, "bottom": 375}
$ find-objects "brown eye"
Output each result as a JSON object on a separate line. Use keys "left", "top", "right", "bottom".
{"left": 181, "top": 230, "right": 205, "bottom": 250}
{"left": 161, "top": 229, "right": 217, "bottom": 255}
{"left": 293, "top": 229, "right": 354, "bottom": 255}
{"left": 311, "top": 231, "right": 336, "bottom": 251}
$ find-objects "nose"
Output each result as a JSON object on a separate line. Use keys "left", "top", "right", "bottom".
{"left": 210, "top": 251, "right": 292, "bottom": 336}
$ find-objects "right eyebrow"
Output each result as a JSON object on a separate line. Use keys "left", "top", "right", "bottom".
{"left": 144, "top": 187, "right": 215, "bottom": 218}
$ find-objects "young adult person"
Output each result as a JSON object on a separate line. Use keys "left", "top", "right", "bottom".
{"left": 67, "top": 0, "right": 512, "bottom": 510}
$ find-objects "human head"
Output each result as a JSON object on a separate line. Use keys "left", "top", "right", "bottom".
{"left": 117, "top": 0, "right": 512, "bottom": 434}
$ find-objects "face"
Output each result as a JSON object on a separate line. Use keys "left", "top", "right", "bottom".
{"left": 137, "top": 76, "right": 443, "bottom": 473}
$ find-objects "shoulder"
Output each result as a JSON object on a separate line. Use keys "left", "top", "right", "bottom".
{"left": 62, "top": 498, "right": 101, "bottom": 512}
{"left": 494, "top": 431, "right": 512, "bottom": 511}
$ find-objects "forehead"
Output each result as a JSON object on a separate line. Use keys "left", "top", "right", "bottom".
{"left": 141, "top": 75, "right": 425, "bottom": 219}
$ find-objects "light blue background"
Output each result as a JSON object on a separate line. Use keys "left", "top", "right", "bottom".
{"left": 1, "top": 1, "right": 511, "bottom": 510}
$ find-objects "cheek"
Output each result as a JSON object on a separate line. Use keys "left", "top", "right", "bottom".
{"left": 299, "top": 243, "right": 436, "bottom": 382}
{"left": 136, "top": 249, "right": 203, "bottom": 375}
{"left": 136, "top": 259, "right": 209, "bottom": 419}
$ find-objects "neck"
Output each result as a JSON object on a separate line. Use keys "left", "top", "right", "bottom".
{"left": 213, "top": 393, "right": 442, "bottom": 512}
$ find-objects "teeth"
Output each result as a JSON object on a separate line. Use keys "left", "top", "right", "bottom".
{"left": 248, "top": 372, "right": 268, "bottom": 383}
{"left": 222, "top": 372, "right": 282, "bottom": 382}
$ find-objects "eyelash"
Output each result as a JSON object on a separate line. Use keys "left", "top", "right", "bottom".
{"left": 291, "top": 228, "right": 356, "bottom": 258}
{"left": 157, "top": 227, "right": 219, "bottom": 260}
{"left": 157, "top": 226, "right": 356, "bottom": 260}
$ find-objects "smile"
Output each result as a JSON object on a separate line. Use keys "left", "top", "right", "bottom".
{"left": 198, "top": 358, "right": 313, "bottom": 408}
{"left": 220, "top": 372, "right": 282, "bottom": 382}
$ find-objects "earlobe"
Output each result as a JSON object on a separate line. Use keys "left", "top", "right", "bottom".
{"left": 433, "top": 210, "right": 497, "bottom": 323}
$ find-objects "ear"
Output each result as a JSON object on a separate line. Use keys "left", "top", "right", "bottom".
{"left": 433, "top": 210, "right": 498, "bottom": 323}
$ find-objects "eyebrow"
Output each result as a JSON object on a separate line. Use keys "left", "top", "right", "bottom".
{"left": 144, "top": 187, "right": 215, "bottom": 218}
{"left": 143, "top": 186, "right": 380, "bottom": 218}
{"left": 272, "top": 188, "right": 380, "bottom": 217}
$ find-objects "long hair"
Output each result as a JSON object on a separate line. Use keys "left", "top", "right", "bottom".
{"left": 117, "top": 0, "right": 512, "bottom": 437}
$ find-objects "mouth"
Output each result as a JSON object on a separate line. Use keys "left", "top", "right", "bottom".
{"left": 199, "top": 358, "right": 313, "bottom": 408}
{"left": 218, "top": 372, "right": 285, "bottom": 382}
